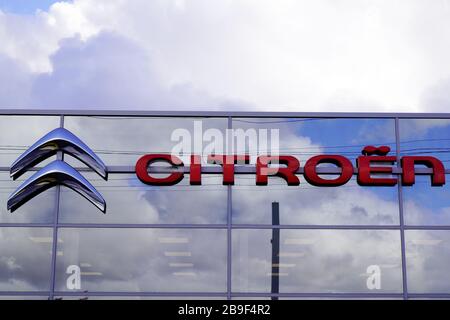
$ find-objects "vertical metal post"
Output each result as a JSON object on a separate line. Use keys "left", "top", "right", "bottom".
{"left": 395, "top": 117, "right": 408, "bottom": 300}
{"left": 227, "top": 116, "right": 232, "bottom": 300}
{"left": 271, "top": 202, "right": 280, "bottom": 300}
{"left": 49, "top": 115, "right": 64, "bottom": 300}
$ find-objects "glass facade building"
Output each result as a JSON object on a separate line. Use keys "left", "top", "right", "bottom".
{"left": 0, "top": 110, "right": 450, "bottom": 300}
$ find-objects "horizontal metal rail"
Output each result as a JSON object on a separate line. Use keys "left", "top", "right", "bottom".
{"left": 0, "top": 107, "right": 450, "bottom": 119}
{"left": 0, "top": 165, "right": 446, "bottom": 174}
{"left": 2, "top": 290, "right": 450, "bottom": 299}
{"left": 2, "top": 223, "right": 450, "bottom": 230}
{"left": 3, "top": 290, "right": 450, "bottom": 299}
{"left": 0, "top": 109, "right": 450, "bottom": 119}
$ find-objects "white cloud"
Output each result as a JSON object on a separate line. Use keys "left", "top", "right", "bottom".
{"left": 0, "top": 0, "right": 450, "bottom": 111}
{"left": 1, "top": 0, "right": 450, "bottom": 296}
{"left": 0, "top": 54, "right": 33, "bottom": 106}
{"left": 0, "top": 3, "right": 97, "bottom": 73}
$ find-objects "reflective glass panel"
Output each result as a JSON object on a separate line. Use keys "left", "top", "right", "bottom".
{"left": 0, "top": 116, "right": 60, "bottom": 167}
{"left": 406, "top": 230, "right": 450, "bottom": 293}
{"left": 0, "top": 228, "right": 53, "bottom": 291}
{"left": 403, "top": 175, "right": 450, "bottom": 225}
{"left": 58, "top": 174, "right": 227, "bottom": 224}
{"left": 400, "top": 119, "right": 450, "bottom": 225}
{"left": 55, "top": 228, "right": 227, "bottom": 292}
{"left": 64, "top": 116, "right": 228, "bottom": 166}
{"left": 0, "top": 116, "right": 59, "bottom": 223}
{"left": 231, "top": 118, "right": 399, "bottom": 225}
{"left": 232, "top": 118, "right": 396, "bottom": 163}
{"left": 399, "top": 118, "right": 450, "bottom": 160}
{"left": 0, "top": 172, "right": 56, "bottom": 223}
{"left": 232, "top": 229, "right": 402, "bottom": 293}
{"left": 232, "top": 176, "right": 399, "bottom": 225}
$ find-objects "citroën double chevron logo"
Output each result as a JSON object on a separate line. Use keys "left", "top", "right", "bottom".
{"left": 7, "top": 128, "right": 108, "bottom": 213}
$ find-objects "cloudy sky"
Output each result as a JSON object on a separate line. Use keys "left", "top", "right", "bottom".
{"left": 1, "top": 0, "right": 450, "bottom": 298}
{"left": 1, "top": 0, "right": 450, "bottom": 112}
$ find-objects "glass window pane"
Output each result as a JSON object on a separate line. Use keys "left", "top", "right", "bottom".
{"left": 232, "top": 229, "right": 402, "bottom": 293}
{"left": 0, "top": 172, "right": 56, "bottom": 223}
{"left": 0, "top": 228, "right": 53, "bottom": 291}
{"left": 0, "top": 116, "right": 60, "bottom": 167}
{"left": 399, "top": 118, "right": 450, "bottom": 160}
{"left": 55, "top": 228, "right": 227, "bottom": 292}
{"left": 63, "top": 116, "right": 228, "bottom": 166}
{"left": 400, "top": 119, "right": 450, "bottom": 225}
{"left": 232, "top": 118, "right": 396, "bottom": 163}
{"left": 233, "top": 176, "right": 399, "bottom": 225}
{"left": 403, "top": 175, "right": 450, "bottom": 225}
{"left": 58, "top": 174, "right": 227, "bottom": 224}
{"left": 0, "top": 116, "right": 59, "bottom": 223}
{"left": 232, "top": 118, "right": 399, "bottom": 225}
{"left": 406, "top": 230, "right": 450, "bottom": 293}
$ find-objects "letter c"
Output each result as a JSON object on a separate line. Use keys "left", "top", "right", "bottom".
{"left": 136, "top": 154, "right": 184, "bottom": 185}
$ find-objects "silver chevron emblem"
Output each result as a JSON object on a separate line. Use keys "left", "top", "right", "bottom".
{"left": 8, "top": 128, "right": 108, "bottom": 213}
{"left": 10, "top": 127, "right": 107, "bottom": 180}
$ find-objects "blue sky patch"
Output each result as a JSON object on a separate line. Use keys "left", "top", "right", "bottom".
{"left": 0, "top": 0, "right": 65, "bottom": 14}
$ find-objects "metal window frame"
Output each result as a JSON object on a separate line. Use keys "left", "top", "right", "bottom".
{"left": 0, "top": 109, "right": 448, "bottom": 118}
{"left": 0, "top": 110, "right": 450, "bottom": 300}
